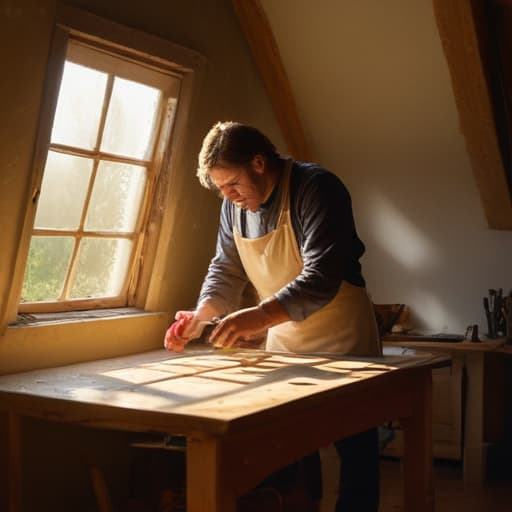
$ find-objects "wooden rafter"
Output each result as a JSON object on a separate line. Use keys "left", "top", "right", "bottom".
{"left": 433, "top": 0, "right": 512, "bottom": 229}
{"left": 231, "top": 0, "right": 311, "bottom": 161}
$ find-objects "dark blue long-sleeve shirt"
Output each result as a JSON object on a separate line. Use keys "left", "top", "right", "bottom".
{"left": 197, "top": 161, "right": 366, "bottom": 321}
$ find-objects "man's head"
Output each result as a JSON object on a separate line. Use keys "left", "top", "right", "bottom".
{"left": 197, "top": 122, "right": 283, "bottom": 211}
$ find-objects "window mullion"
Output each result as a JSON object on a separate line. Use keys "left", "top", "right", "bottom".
{"left": 33, "top": 228, "right": 135, "bottom": 239}
{"left": 59, "top": 153, "right": 102, "bottom": 301}
{"left": 59, "top": 73, "right": 115, "bottom": 301}
{"left": 94, "top": 73, "right": 114, "bottom": 153}
{"left": 58, "top": 233, "right": 82, "bottom": 301}
{"left": 49, "top": 143, "right": 151, "bottom": 167}
{"left": 76, "top": 72, "right": 114, "bottom": 234}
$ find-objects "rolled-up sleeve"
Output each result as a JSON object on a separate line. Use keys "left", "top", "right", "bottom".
{"left": 197, "top": 200, "right": 249, "bottom": 315}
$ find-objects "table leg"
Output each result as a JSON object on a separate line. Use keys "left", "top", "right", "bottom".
{"left": 187, "top": 436, "right": 236, "bottom": 512}
{"left": 463, "top": 352, "right": 486, "bottom": 484}
{"left": 401, "top": 368, "right": 434, "bottom": 512}
{"left": 0, "top": 412, "right": 22, "bottom": 512}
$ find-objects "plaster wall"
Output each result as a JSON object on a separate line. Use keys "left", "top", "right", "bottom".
{"left": 0, "top": 1, "right": 283, "bottom": 509}
{"left": 0, "top": 0, "right": 283, "bottom": 374}
{"left": 262, "top": 0, "right": 512, "bottom": 334}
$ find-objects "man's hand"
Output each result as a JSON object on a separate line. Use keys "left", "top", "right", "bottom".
{"left": 207, "top": 307, "right": 267, "bottom": 348}
{"left": 164, "top": 311, "right": 196, "bottom": 352}
{"left": 164, "top": 311, "right": 213, "bottom": 352}
{"left": 209, "top": 299, "right": 290, "bottom": 348}
{"left": 164, "top": 303, "right": 222, "bottom": 352}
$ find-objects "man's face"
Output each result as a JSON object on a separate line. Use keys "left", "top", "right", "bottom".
{"left": 208, "top": 157, "right": 267, "bottom": 212}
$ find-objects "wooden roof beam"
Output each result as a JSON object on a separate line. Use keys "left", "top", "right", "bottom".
{"left": 433, "top": 0, "right": 512, "bottom": 229}
{"left": 231, "top": 0, "right": 311, "bottom": 161}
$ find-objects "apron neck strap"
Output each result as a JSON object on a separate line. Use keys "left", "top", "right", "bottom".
{"left": 275, "top": 159, "right": 293, "bottom": 227}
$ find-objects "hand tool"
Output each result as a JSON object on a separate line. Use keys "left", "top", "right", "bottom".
{"left": 483, "top": 297, "right": 494, "bottom": 338}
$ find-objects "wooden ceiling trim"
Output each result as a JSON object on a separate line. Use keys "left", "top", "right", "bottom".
{"left": 433, "top": 0, "right": 512, "bottom": 229}
{"left": 231, "top": 0, "right": 311, "bottom": 161}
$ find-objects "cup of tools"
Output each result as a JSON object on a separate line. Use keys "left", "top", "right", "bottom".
{"left": 483, "top": 288, "right": 511, "bottom": 340}
{"left": 505, "top": 292, "right": 512, "bottom": 344}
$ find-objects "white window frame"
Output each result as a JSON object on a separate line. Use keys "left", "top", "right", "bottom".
{"left": 0, "top": 3, "right": 205, "bottom": 327}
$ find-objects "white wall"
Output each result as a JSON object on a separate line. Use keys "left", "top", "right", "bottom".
{"left": 262, "top": 0, "right": 512, "bottom": 334}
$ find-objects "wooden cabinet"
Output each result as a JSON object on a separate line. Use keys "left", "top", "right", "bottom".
{"left": 382, "top": 361, "right": 463, "bottom": 460}
{"left": 382, "top": 339, "right": 506, "bottom": 484}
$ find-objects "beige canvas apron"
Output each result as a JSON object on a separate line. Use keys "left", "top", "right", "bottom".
{"left": 234, "top": 161, "right": 381, "bottom": 355}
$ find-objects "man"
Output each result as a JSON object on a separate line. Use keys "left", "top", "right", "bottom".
{"left": 165, "top": 121, "right": 381, "bottom": 512}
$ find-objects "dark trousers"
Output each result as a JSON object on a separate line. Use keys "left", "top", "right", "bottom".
{"left": 334, "top": 428, "right": 380, "bottom": 512}
{"left": 262, "top": 427, "right": 380, "bottom": 511}
{"left": 302, "top": 428, "right": 380, "bottom": 511}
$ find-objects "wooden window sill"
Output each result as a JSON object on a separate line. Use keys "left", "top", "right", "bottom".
{"left": 11, "top": 307, "right": 159, "bottom": 328}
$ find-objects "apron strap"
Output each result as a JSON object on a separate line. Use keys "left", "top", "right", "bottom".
{"left": 234, "top": 158, "right": 293, "bottom": 234}
{"left": 275, "top": 159, "right": 293, "bottom": 228}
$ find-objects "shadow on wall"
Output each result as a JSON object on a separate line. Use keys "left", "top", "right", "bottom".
{"left": 358, "top": 188, "right": 506, "bottom": 334}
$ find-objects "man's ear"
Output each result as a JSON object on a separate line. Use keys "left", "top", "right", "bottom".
{"left": 251, "top": 154, "right": 266, "bottom": 175}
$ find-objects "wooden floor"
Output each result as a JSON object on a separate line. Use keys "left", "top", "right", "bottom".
{"left": 379, "top": 458, "right": 512, "bottom": 512}
{"left": 320, "top": 448, "right": 512, "bottom": 512}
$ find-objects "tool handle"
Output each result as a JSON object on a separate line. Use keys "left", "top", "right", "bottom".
{"left": 483, "top": 297, "right": 496, "bottom": 338}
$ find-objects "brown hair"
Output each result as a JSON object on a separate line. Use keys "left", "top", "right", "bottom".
{"left": 196, "top": 121, "right": 282, "bottom": 190}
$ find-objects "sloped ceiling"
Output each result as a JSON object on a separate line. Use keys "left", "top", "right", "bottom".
{"left": 234, "top": 0, "right": 511, "bottom": 230}
{"left": 233, "top": 0, "right": 512, "bottom": 333}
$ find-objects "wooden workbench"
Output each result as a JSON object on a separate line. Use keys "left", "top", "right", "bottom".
{"left": 384, "top": 338, "right": 506, "bottom": 484}
{"left": 0, "top": 347, "right": 447, "bottom": 512}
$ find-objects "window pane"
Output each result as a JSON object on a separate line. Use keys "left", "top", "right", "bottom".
{"left": 85, "top": 161, "right": 147, "bottom": 232}
{"left": 34, "top": 151, "right": 93, "bottom": 230}
{"left": 51, "top": 61, "right": 107, "bottom": 150}
{"left": 100, "top": 78, "right": 161, "bottom": 159}
{"left": 21, "top": 236, "right": 74, "bottom": 302}
{"left": 70, "top": 238, "right": 132, "bottom": 299}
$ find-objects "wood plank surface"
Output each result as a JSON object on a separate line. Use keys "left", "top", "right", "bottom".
{"left": 0, "top": 348, "right": 444, "bottom": 435}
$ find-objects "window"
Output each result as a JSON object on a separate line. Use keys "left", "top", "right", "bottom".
{"left": 2, "top": 4, "right": 204, "bottom": 323}
{"left": 20, "top": 40, "right": 179, "bottom": 313}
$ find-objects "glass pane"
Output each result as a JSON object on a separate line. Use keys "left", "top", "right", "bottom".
{"left": 85, "top": 161, "right": 147, "bottom": 232}
{"left": 100, "top": 77, "right": 161, "bottom": 159}
{"left": 34, "top": 151, "right": 93, "bottom": 230}
{"left": 51, "top": 61, "right": 107, "bottom": 150}
{"left": 21, "top": 236, "right": 74, "bottom": 302}
{"left": 69, "top": 238, "right": 132, "bottom": 299}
